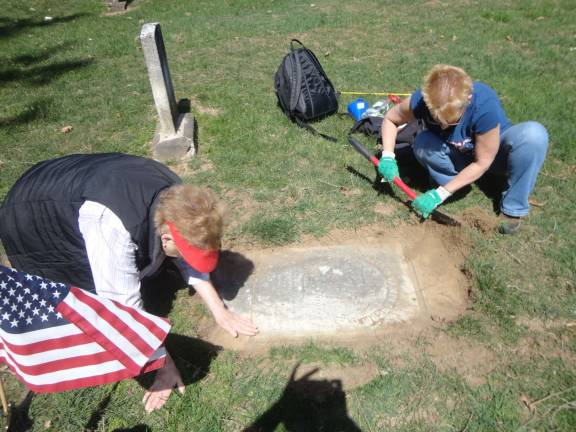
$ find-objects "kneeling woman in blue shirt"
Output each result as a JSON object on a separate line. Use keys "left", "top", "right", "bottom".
{"left": 378, "top": 64, "right": 548, "bottom": 234}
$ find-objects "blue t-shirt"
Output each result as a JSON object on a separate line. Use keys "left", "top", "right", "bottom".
{"left": 173, "top": 257, "right": 210, "bottom": 286}
{"left": 410, "top": 82, "right": 511, "bottom": 153}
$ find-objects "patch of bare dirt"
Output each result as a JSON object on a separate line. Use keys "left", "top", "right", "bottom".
{"left": 335, "top": 186, "right": 361, "bottom": 198}
{"left": 168, "top": 159, "right": 214, "bottom": 178}
{"left": 424, "top": 331, "right": 497, "bottom": 385}
{"left": 196, "top": 320, "right": 495, "bottom": 388}
{"left": 103, "top": 1, "right": 141, "bottom": 16}
{"left": 459, "top": 206, "right": 499, "bottom": 233}
{"left": 220, "top": 190, "right": 260, "bottom": 247}
{"left": 512, "top": 316, "right": 576, "bottom": 364}
{"left": 189, "top": 97, "right": 222, "bottom": 116}
{"left": 372, "top": 202, "right": 396, "bottom": 217}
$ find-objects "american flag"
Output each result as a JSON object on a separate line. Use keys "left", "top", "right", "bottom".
{"left": 0, "top": 265, "right": 171, "bottom": 393}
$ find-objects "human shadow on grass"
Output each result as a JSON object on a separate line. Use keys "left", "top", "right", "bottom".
{"left": 211, "top": 251, "right": 255, "bottom": 301}
{"left": 6, "top": 390, "right": 34, "bottom": 432}
{"left": 346, "top": 165, "right": 411, "bottom": 213}
{"left": 476, "top": 173, "right": 507, "bottom": 214}
{"left": 83, "top": 382, "right": 120, "bottom": 432}
{"left": 112, "top": 426, "right": 149, "bottom": 432}
{"left": 243, "top": 364, "right": 362, "bottom": 432}
{"left": 140, "top": 259, "right": 186, "bottom": 317}
{"left": 134, "top": 335, "right": 221, "bottom": 398}
{"left": 0, "top": 14, "right": 90, "bottom": 40}
{"left": 140, "top": 250, "right": 254, "bottom": 317}
{"left": 82, "top": 336, "right": 221, "bottom": 432}
{"left": 347, "top": 145, "right": 427, "bottom": 192}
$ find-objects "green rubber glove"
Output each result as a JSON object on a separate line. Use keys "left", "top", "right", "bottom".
{"left": 412, "top": 189, "right": 443, "bottom": 219}
{"left": 377, "top": 151, "right": 399, "bottom": 183}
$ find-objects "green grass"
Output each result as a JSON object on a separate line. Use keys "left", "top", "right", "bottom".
{"left": 1, "top": 0, "right": 576, "bottom": 430}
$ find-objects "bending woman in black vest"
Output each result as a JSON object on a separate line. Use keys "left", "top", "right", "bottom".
{"left": 0, "top": 153, "right": 258, "bottom": 413}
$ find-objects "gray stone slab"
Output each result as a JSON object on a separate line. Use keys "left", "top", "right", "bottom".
{"left": 140, "top": 23, "right": 178, "bottom": 136}
{"left": 152, "top": 112, "right": 195, "bottom": 162}
{"left": 220, "top": 245, "right": 420, "bottom": 336}
{"left": 140, "top": 23, "right": 195, "bottom": 161}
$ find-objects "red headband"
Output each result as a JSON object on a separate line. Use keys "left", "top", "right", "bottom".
{"left": 166, "top": 221, "right": 219, "bottom": 273}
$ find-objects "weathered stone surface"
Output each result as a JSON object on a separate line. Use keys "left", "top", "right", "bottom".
{"left": 152, "top": 113, "right": 195, "bottom": 162}
{"left": 140, "top": 23, "right": 195, "bottom": 161}
{"left": 140, "top": 23, "right": 178, "bottom": 136}
{"left": 107, "top": 0, "right": 127, "bottom": 11}
{"left": 221, "top": 244, "right": 420, "bottom": 336}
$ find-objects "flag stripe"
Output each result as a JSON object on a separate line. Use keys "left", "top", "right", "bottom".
{"left": 68, "top": 288, "right": 165, "bottom": 360}
{"left": 0, "top": 331, "right": 95, "bottom": 356}
{"left": 113, "top": 300, "right": 171, "bottom": 340}
{"left": 1, "top": 347, "right": 166, "bottom": 391}
{"left": 140, "top": 356, "right": 166, "bottom": 374}
{"left": 0, "top": 323, "right": 82, "bottom": 345}
{"left": 0, "top": 342, "right": 112, "bottom": 374}
{"left": 0, "top": 339, "right": 104, "bottom": 366}
{"left": 57, "top": 301, "right": 142, "bottom": 374}
{"left": 1, "top": 349, "right": 149, "bottom": 392}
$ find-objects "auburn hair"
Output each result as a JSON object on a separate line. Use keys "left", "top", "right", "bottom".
{"left": 422, "top": 64, "right": 472, "bottom": 124}
{"left": 154, "top": 184, "right": 224, "bottom": 250}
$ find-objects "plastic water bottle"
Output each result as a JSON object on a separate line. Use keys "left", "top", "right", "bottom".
{"left": 361, "top": 100, "right": 394, "bottom": 119}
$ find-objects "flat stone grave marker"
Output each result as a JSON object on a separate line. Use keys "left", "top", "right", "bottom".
{"left": 216, "top": 244, "right": 421, "bottom": 337}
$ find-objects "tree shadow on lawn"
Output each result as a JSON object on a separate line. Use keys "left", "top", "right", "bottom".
{"left": 243, "top": 364, "right": 362, "bottom": 432}
{"left": 0, "top": 42, "right": 93, "bottom": 129}
{"left": 10, "top": 42, "right": 73, "bottom": 66}
{"left": 0, "top": 58, "right": 94, "bottom": 87}
{"left": 0, "top": 14, "right": 90, "bottom": 40}
{"left": 0, "top": 98, "right": 51, "bottom": 129}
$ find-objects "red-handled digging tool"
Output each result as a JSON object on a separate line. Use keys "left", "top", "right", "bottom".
{"left": 348, "top": 136, "right": 460, "bottom": 227}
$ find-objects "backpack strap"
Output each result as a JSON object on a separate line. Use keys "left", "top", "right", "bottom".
{"left": 290, "top": 39, "right": 304, "bottom": 50}
{"left": 295, "top": 117, "right": 337, "bottom": 142}
{"left": 289, "top": 50, "right": 302, "bottom": 113}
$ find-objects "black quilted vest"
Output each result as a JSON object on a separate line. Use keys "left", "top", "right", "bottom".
{"left": 0, "top": 153, "right": 181, "bottom": 291}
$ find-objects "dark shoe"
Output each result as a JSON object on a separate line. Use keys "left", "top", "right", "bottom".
{"left": 498, "top": 215, "right": 522, "bottom": 235}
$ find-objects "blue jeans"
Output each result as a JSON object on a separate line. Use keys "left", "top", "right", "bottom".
{"left": 412, "top": 121, "right": 549, "bottom": 217}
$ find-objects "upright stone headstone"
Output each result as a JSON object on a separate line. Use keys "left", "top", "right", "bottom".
{"left": 140, "top": 23, "right": 195, "bottom": 161}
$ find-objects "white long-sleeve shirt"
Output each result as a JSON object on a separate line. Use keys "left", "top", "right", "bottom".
{"left": 78, "top": 201, "right": 209, "bottom": 309}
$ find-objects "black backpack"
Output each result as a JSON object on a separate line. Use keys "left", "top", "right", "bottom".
{"left": 274, "top": 39, "right": 339, "bottom": 142}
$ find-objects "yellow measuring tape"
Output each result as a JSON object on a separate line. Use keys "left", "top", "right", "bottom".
{"left": 340, "top": 91, "right": 412, "bottom": 97}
